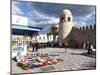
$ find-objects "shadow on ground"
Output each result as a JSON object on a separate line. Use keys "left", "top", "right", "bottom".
{"left": 79, "top": 61, "right": 96, "bottom": 70}
{"left": 71, "top": 52, "right": 96, "bottom": 58}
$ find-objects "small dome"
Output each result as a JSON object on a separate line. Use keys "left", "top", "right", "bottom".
{"left": 62, "top": 9, "right": 72, "bottom": 15}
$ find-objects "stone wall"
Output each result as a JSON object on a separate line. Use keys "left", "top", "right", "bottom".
{"left": 65, "top": 24, "right": 96, "bottom": 48}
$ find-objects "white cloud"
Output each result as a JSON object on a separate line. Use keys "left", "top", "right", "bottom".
{"left": 12, "top": 1, "right": 24, "bottom": 15}
{"left": 32, "top": 10, "right": 50, "bottom": 19}
{"left": 29, "top": 8, "right": 94, "bottom": 30}
{"left": 28, "top": 9, "right": 59, "bottom": 26}
{"left": 74, "top": 21, "right": 86, "bottom": 28}
{"left": 74, "top": 11, "right": 95, "bottom": 28}
{"left": 28, "top": 9, "right": 59, "bottom": 32}
{"left": 29, "top": 17, "right": 59, "bottom": 26}
{"left": 82, "top": 11, "right": 95, "bottom": 21}
{"left": 75, "top": 11, "right": 95, "bottom": 22}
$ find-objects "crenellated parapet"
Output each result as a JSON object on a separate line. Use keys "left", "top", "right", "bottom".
{"left": 66, "top": 24, "right": 96, "bottom": 48}
{"left": 72, "top": 24, "right": 96, "bottom": 32}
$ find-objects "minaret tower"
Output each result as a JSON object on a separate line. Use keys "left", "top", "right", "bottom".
{"left": 58, "top": 9, "right": 73, "bottom": 46}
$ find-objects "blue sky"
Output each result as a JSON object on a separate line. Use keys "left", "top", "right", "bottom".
{"left": 12, "top": 1, "right": 96, "bottom": 31}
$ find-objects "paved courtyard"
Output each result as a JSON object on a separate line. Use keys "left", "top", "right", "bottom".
{"left": 12, "top": 48, "right": 96, "bottom": 74}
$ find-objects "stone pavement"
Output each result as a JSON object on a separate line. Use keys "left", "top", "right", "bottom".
{"left": 12, "top": 48, "right": 96, "bottom": 74}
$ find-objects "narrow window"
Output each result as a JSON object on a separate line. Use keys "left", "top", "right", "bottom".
{"left": 43, "top": 36, "right": 45, "bottom": 39}
{"left": 68, "top": 17, "right": 71, "bottom": 21}
{"left": 60, "top": 17, "right": 64, "bottom": 22}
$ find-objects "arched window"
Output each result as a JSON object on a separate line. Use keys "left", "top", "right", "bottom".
{"left": 68, "top": 17, "right": 71, "bottom": 22}
{"left": 60, "top": 17, "right": 64, "bottom": 22}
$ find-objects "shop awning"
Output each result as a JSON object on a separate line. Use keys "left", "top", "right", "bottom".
{"left": 12, "top": 24, "right": 42, "bottom": 32}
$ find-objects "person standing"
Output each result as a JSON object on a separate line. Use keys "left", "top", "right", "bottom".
{"left": 35, "top": 40, "right": 39, "bottom": 53}
{"left": 88, "top": 43, "right": 92, "bottom": 54}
